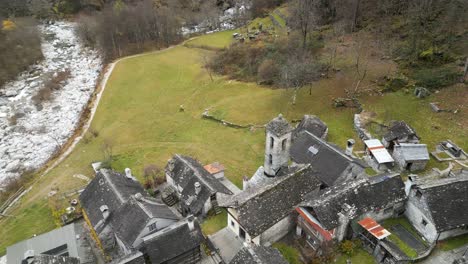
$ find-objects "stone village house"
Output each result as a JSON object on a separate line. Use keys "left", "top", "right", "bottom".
{"left": 405, "top": 170, "right": 468, "bottom": 243}
{"left": 165, "top": 154, "right": 233, "bottom": 217}
{"left": 216, "top": 114, "right": 367, "bottom": 247}
{"left": 79, "top": 168, "right": 204, "bottom": 263}
{"left": 290, "top": 130, "right": 366, "bottom": 188}
{"left": 229, "top": 244, "right": 288, "bottom": 264}
{"left": 295, "top": 173, "right": 407, "bottom": 255}
{"left": 218, "top": 115, "right": 323, "bottom": 246}
{"left": 219, "top": 164, "right": 321, "bottom": 246}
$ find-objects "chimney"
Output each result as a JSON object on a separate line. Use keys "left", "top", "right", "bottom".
{"left": 187, "top": 215, "right": 195, "bottom": 231}
{"left": 242, "top": 176, "right": 249, "bottom": 190}
{"left": 134, "top": 193, "right": 143, "bottom": 201}
{"left": 194, "top": 182, "right": 201, "bottom": 195}
{"left": 125, "top": 168, "right": 133, "bottom": 179}
{"left": 345, "top": 139, "right": 355, "bottom": 156}
{"left": 24, "top": 250, "right": 34, "bottom": 263}
{"left": 100, "top": 205, "right": 109, "bottom": 220}
{"left": 405, "top": 174, "right": 418, "bottom": 196}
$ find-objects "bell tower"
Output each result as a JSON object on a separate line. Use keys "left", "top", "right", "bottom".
{"left": 264, "top": 114, "right": 293, "bottom": 176}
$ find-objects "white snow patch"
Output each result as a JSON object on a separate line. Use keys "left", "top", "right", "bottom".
{"left": 0, "top": 255, "right": 6, "bottom": 264}
{"left": 0, "top": 21, "right": 102, "bottom": 183}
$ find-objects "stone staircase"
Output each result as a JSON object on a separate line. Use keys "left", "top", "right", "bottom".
{"left": 211, "top": 199, "right": 222, "bottom": 215}
{"left": 161, "top": 186, "right": 178, "bottom": 206}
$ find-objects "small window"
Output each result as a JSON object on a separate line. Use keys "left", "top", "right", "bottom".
{"left": 148, "top": 222, "right": 157, "bottom": 232}
{"left": 270, "top": 137, "right": 274, "bottom": 148}
{"left": 282, "top": 139, "right": 287, "bottom": 151}
{"left": 269, "top": 154, "right": 273, "bottom": 165}
{"left": 421, "top": 219, "right": 428, "bottom": 226}
{"left": 231, "top": 220, "right": 235, "bottom": 227}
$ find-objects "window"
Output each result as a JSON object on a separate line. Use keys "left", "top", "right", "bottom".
{"left": 282, "top": 139, "right": 287, "bottom": 151}
{"left": 269, "top": 154, "right": 273, "bottom": 165}
{"left": 421, "top": 219, "right": 428, "bottom": 226}
{"left": 231, "top": 220, "right": 235, "bottom": 227}
{"left": 148, "top": 222, "right": 157, "bottom": 232}
{"left": 270, "top": 137, "right": 274, "bottom": 148}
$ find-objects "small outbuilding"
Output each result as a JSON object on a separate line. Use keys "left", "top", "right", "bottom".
{"left": 382, "top": 121, "right": 420, "bottom": 151}
{"left": 392, "top": 143, "right": 430, "bottom": 172}
{"left": 364, "top": 139, "right": 394, "bottom": 169}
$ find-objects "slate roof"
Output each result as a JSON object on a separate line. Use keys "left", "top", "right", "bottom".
{"left": 79, "top": 169, "right": 145, "bottom": 229}
{"left": 293, "top": 115, "right": 328, "bottom": 139}
{"left": 383, "top": 121, "right": 419, "bottom": 142}
{"left": 395, "top": 143, "right": 429, "bottom": 161}
{"left": 110, "top": 196, "right": 179, "bottom": 247}
{"left": 415, "top": 173, "right": 468, "bottom": 232}
{"left": 110, "top": 250, "right": 145, "bottom": 264}
{"left": 166, "top": 155, "right": 232, "bottom": 214}
{"left": 21, "top": 255, "right": 80, "bottom": 264}
{"left": 143, "top": 219, "right": 204, "bottom": 264}
{"left": 219, "top": 165, "right": 321, "bottom": 237}
{"left": 290, "top": 131, "right": 366, "bottom": 186}
{"left": 230, "top": 245, "right": 288, "bottom": 264}
{"left": 266, "top": 114, "right": 293, "bottom": 137}
{"left": 7, "top": 223, "right": 92, "bottom": 264}
{"left": 300, "top": 173, "right": 406, "bottom": 230}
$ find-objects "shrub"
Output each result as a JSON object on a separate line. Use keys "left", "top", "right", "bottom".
{"left": 340, "top": 240, "right": 360, "bottom": 256}
{"left": 32, "top": 69, "right": 71, "bottom": 108}
{"left": 412, "top": 66, "right": 462, "bottom": 89}
{"left": 257, "top": 59, "right": 279, "bottom": 85}
{"left": 0, "top": 18, "right": 43, "bottom": 88}
{"left": 143, "top": 164, "right": 162, "bottom": 179}
{"left": 56, "top": 0, "right": 81, "bottom": 15}
{"left": 209, "top": 37, "right": 324, "bottom": 88}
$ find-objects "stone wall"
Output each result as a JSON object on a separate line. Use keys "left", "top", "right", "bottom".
{"left": 202, "top": 110, "right": 263, "bottom": 129}
{"left": 353, "top": 114, "right": 372, "bottom": 140}
{"left": 257, "top": 215, "right": 293, "bottom": 246}
{"left": 405, "top": 190, "right": 438, "bottom": 242}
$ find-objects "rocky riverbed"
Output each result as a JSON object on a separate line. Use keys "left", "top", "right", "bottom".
{"left": 0, "top": 21, "right": 102, "bottom": 183}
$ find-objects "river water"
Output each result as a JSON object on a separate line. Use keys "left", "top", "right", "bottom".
{"left": 0, "top": 21, "right": 102, "bottom": 183}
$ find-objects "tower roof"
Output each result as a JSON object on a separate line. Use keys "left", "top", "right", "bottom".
{"left": 266, "top": 114, "right": 293, "bottom": 137}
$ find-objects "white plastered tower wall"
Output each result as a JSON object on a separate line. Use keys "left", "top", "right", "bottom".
{"left": 264, "top": 114, "right": 293, "bottom": 176}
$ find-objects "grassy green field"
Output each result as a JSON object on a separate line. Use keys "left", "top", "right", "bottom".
{"left": 273, "top": 242, "right": 302, "bottom": 264}
{"left": 185, "top": 30, "right": 236, "bottom": 49}
{"left": 201, "top": 210, "right": 227, "bottom": 235}
{"left": 439, "top": 234, "right": 468, "bottom": 251}
{"left": 335, "top": 248, "right": 376, "bottom": 264}
{"left": 0, "top": 25, "right": 466, "bottom": 255}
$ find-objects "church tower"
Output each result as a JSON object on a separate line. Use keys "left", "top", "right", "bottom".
{"left": 264, "top": 114, "right": 293, "bottom": 176}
